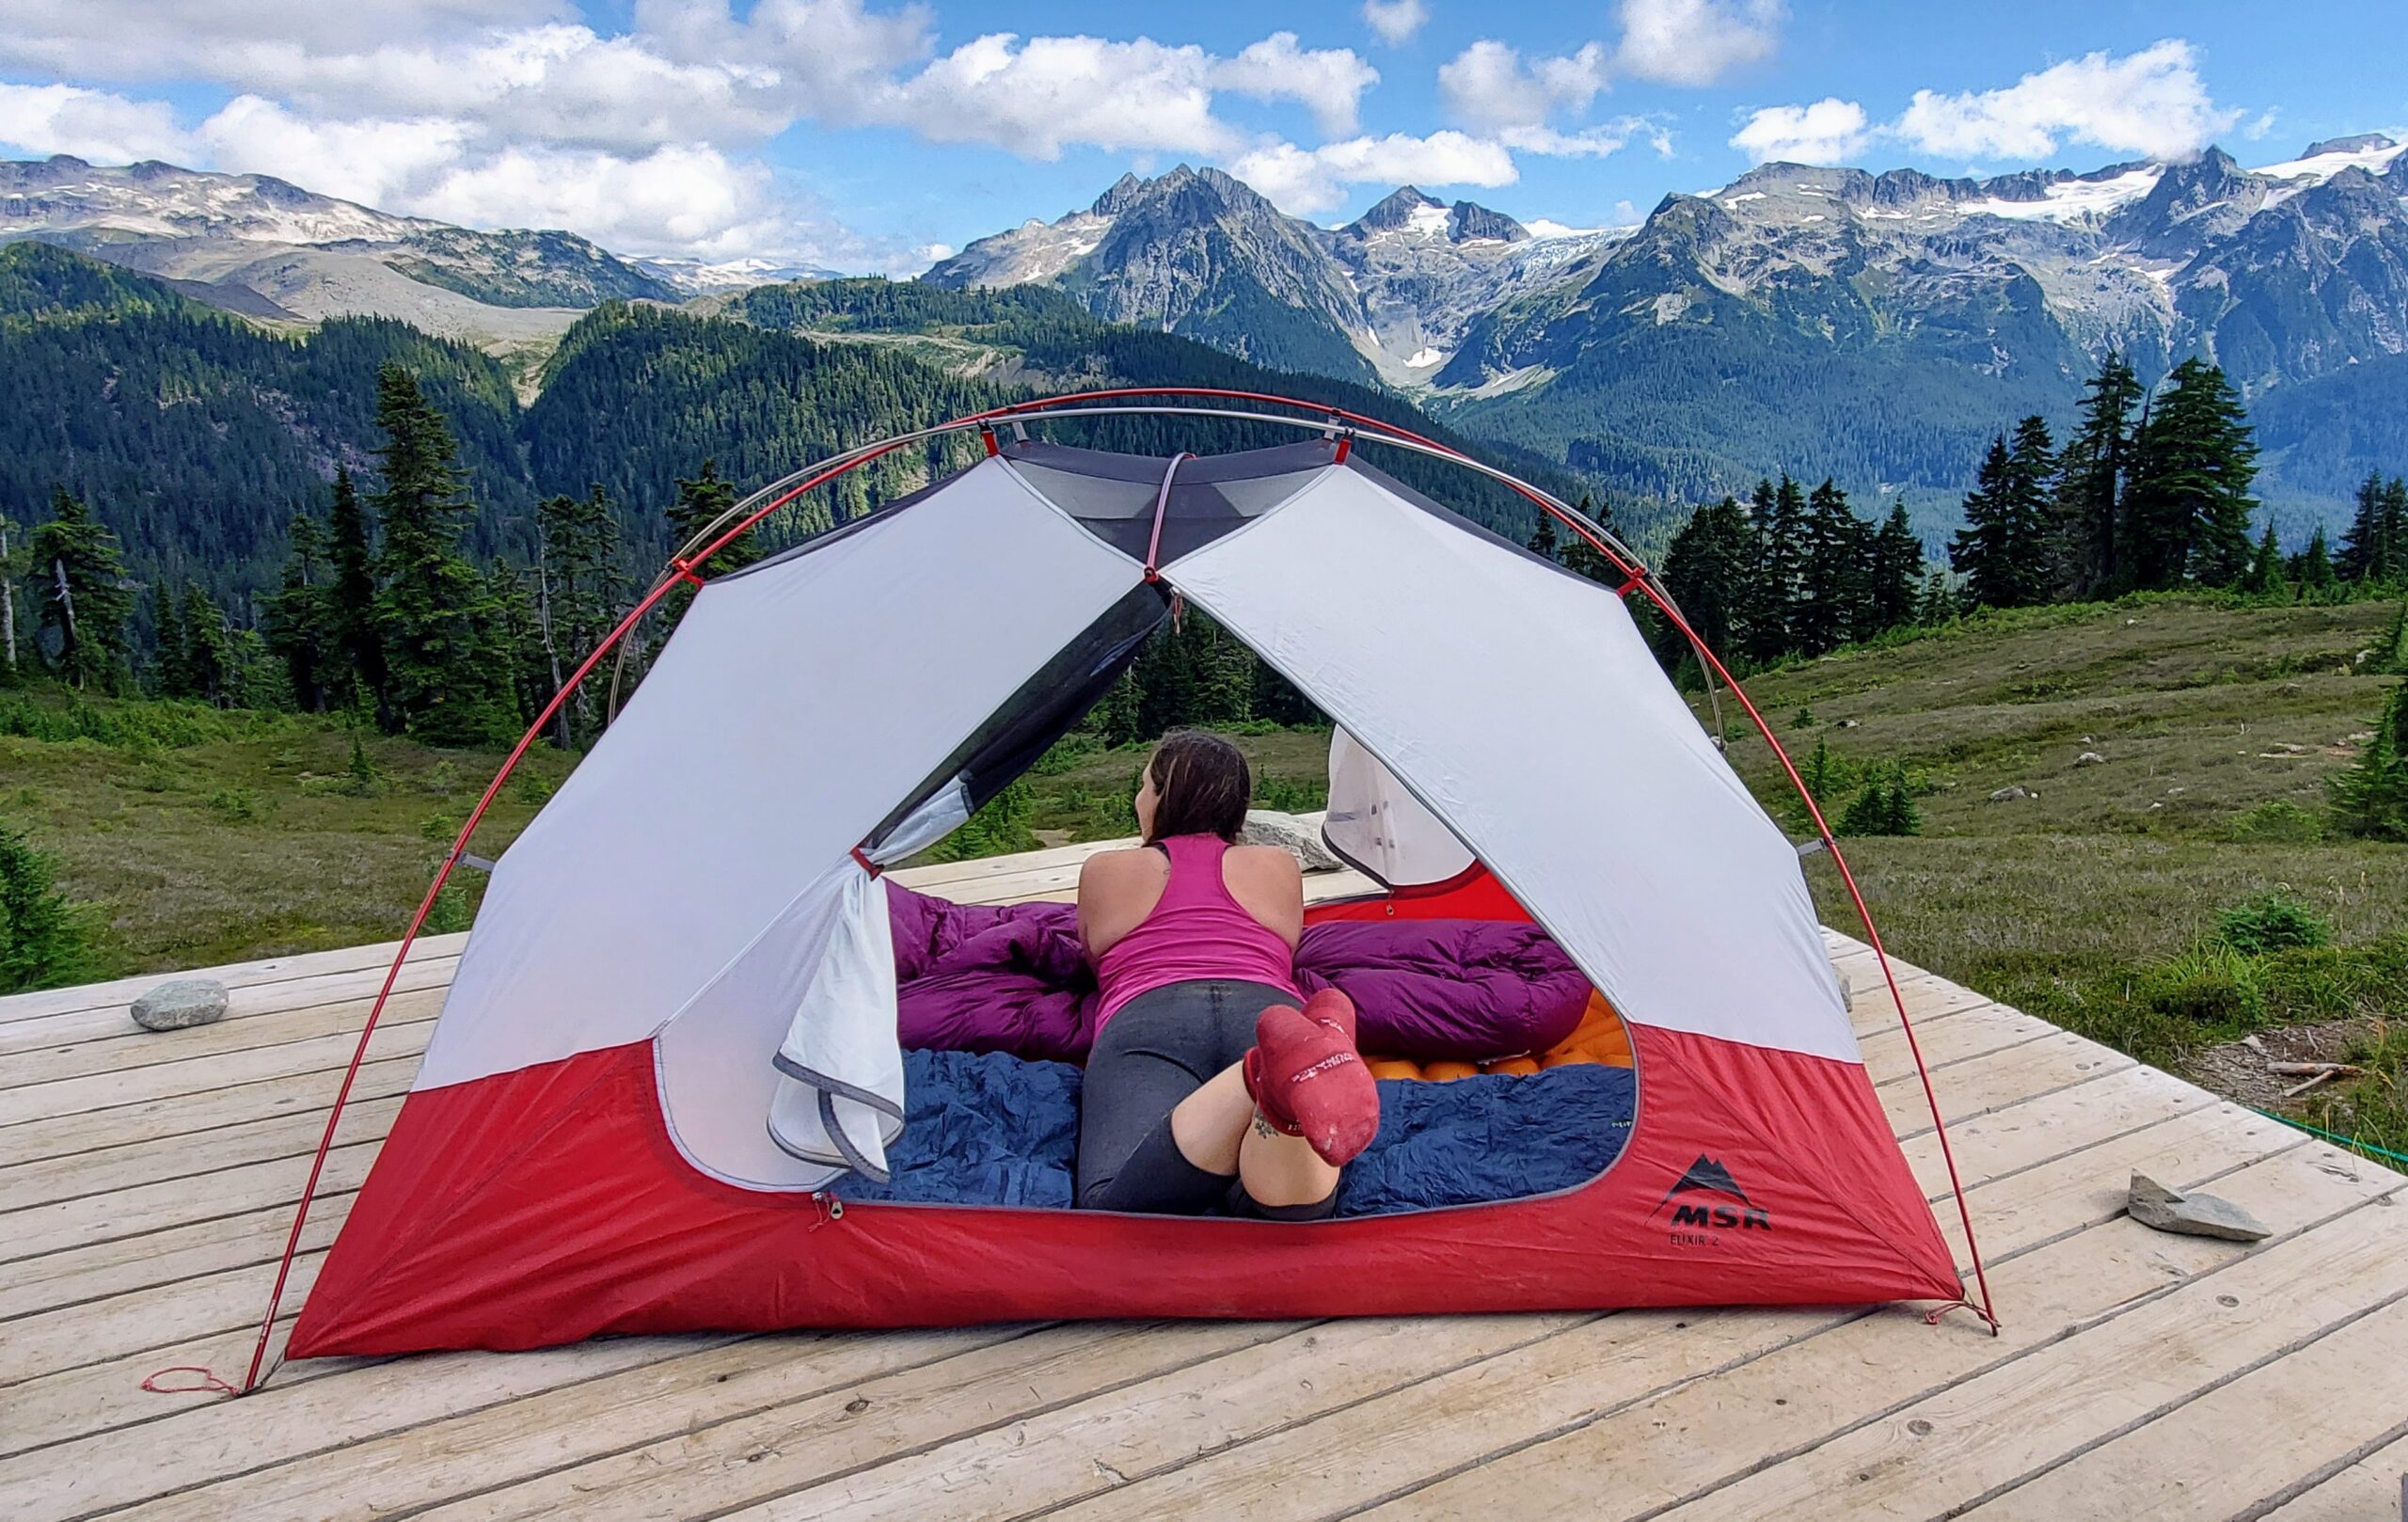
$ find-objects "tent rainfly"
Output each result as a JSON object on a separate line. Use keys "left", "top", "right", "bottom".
{"left": 270, "top": 396, "right": 1986, "bottom": 1370}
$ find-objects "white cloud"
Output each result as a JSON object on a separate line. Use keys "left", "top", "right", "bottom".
{"left": 197, "top": 97, "right": 471, "bottom": 209}
{"left": 1229, "top": 130, "right": 1515, "bottom": 215}
{"left": 1212, "top": 33, "right": 1379, "bottom": 138}
{"left": 0, "top": 82, "right": 190, "bottom": 163}
{"left": 1360, "top": 0, "right": 1430, "bottom": 46}
{"left": 1437, "top": 40, "right": 1608, "bottom": 135}
{"left": 1613, "top": 0, "right": 1783, "bottom": 87}
{"left": 1730, "top": 97, "right": 1869, "bottom": 165}
{"left": 1894, "top": 40, "right": 2239, "bottom": 163}
{"left": 2242, "top": 107, "right": 2279, "bottom": 142}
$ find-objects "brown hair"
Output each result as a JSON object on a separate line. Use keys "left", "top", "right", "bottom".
{"left": 1144, "top": 729, "right": 1252, "bottom": 844}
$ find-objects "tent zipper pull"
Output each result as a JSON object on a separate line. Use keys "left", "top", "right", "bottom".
{"left": 811, "top": 1192, "right": 845, "bottom": 1230}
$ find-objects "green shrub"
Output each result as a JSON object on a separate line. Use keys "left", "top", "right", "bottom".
{"left": 207, "top": 788, "right": 261, "bottom": 823}
{"left": 420, "top": 812, "right": 458, "bottom": 842}
{"left": 2227, "top": 800, "right": 2323, "bottom": 844}
{"left": 507, "top": 769, "right": 553, "bottom": 805}
{"left": 1836, "top": 763, "right": 1922, "bottom": 837}
{"left": 927, "top": 778, "right": 1038, "bottom": 863}
{"left": 2329, "top": 679, "right": 2408, "bottom": 841}
{"left": 1029, "top": 734, "right": 1099, "bottom": 775}
{"left": 1254, "top": 774, "right": 1327, "bottom": 815}
{"left": 2305, "top": 1022, "right": 2408, "bottom": 1160}
{"left": 2130, "top": 945, "right": 2267, "bottom": 1028}
{"left": 0, "top": 821, "right": 99, "bottom": 992}
{"left": 423, "top": 883, "right": 474, "bottom": 935}
{"left": 2212, "top": 892, "right": 2334, "bottom": 956}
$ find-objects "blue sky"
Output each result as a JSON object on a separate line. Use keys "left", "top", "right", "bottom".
{"left": 0, "top": 1, "right": 2399, "bottom": 271}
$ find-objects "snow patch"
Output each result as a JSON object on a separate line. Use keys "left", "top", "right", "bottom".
{"left": 1962, "top": 166, "right": 2163, "bottom": 224}
{"left": 2251, "top": 140, "right": 2408, "bottom": 183}
{"left": 1404, "top": 346, "right": 1445, "bottom": 368}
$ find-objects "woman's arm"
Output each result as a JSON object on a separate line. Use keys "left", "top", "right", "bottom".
{"left": 1077, "top": 848, "right": 1164, "bottom": 961}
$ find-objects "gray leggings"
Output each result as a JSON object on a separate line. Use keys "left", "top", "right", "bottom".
{"left": 1075, "top": 978, "right": 1339, "bottom": 1219}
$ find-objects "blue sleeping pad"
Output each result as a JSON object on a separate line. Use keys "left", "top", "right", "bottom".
{"left": 836, "top": 1049, "right": 1637, "bottom": 1216}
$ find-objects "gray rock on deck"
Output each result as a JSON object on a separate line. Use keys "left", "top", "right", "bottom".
{"left": 129, "top": 978, "right": 230, "bottom": 1031}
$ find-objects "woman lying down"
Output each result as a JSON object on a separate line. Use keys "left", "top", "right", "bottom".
{"left": 1074, "top": 729, "right": 1378, "bottom": 1219}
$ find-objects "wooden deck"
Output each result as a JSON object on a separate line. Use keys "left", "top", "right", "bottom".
{"left": 4, "top": 837, "right": 2404, "bottom": 1521}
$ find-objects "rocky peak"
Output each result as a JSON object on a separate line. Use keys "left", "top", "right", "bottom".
{"left": 1449, "top": 200, "right": 1528, "bottom": 243}
{"left": 2305, "top": 133, "right": 2398, "bottom": 157}
{"left": 1349, "top": 185, "right": 1447, "bottom": 232}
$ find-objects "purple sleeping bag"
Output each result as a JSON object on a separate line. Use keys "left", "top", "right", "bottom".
{"left": 886, "top": 883, "right": 1589, "bottom": 1064}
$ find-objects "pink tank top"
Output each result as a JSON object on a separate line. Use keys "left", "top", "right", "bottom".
{"left": 1092, "top": 834, "right": 1301, "bottom": 1028}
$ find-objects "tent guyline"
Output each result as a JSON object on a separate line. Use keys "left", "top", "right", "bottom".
{"left": 204, "top": 388, "right": 1993, "bottom": 1397}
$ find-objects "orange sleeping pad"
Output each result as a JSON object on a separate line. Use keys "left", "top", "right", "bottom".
{"left": 1365, "top": 991, "right": 1631, "bottom": 1082}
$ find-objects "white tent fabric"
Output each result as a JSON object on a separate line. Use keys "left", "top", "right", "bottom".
{"left": 417, "top": 457, "right": 1147, "bottom": 1194}
{"left": 1164, "top": 468, "right": 1854, "bottom": 1062}
{"left": 1323, "top": 727, "right": 1475, "bottom": 888}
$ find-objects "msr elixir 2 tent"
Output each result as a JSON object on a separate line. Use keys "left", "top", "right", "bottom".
{"left": 250, "top": 390, "right": 1994, "bottom": 1383}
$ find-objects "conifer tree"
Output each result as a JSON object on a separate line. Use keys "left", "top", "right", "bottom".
{"left": 1867, "top": 502, "right": 1924, "bottom": 635}
{"left": 660, "top": 459, "right": 751, "bottom": 632}
{"left": 368, "top": 363, "right": 516, "bottom": 746}
{"left": 1559, "top": 495, "right": 1622, "bottom": 586}
{"left": 1525, "top": 513, "right": 1560, "bottom": 562}
{"left": 1914, "top": 570, "right": 1956, "bottom": 626}
{"left": 1950, "top": 433, "right": 2052, "bottom": 610}
{"left": 2050, "top": 354, "right": 2142, "bottom": 598}
{"left": 1743, "top": 476, "right": 1806, "bottom": 663}
{"left": 264, "top": 509, "right": 336, "bottom": 712}
{"left": 2329, "top": 678, "right": 2408, "bottom": 842}
{"left": 2291, "top": 525, "right": 2338, "bottom": 595}
{"left": 0, "top": 821, "right": 93, "bottom": 993}
{"left": 2242, "top": 520, "right": 2288, "bottom": 599}
{"left": 2337, "top": 473, "right": 2392, "bottom": 584}
{"left": 0, "top": 513, "right": 21, "bottom": 677}
{"left": 2124, "top": 358, "right": 2258, "bottom": 589}
{"left": 532, "top": 484, "right": 627, "bottom": 746}
{"left": 1793, "top": 478, "right": 1870, "bottom": 656}
{"left": 1659, "top": 495, "right": 1753, "bottom": 661}
{"left": 180, "top": 583, "right": 232, "bottom": 706}
{"left": 149, "top": 579, "right": 188, "bottom": 697}
{"left": 324, "top": 466, "right": 383, "bottom": 713}
{"left": 28, "top": 487, "right": 133, "bottom": 691}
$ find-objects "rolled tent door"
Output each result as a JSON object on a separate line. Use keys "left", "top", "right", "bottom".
{"left": 1323, "top": 727, "right": 1476, "bottom": 889}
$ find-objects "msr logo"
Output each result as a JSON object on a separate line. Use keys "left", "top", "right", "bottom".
{"left": 1654, "top": 1154, "right": 1772, "bottom": 1240}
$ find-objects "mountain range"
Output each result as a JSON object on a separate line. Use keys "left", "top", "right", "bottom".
{"left": 5, "top": 135, "right": 2408, "bottom": 527}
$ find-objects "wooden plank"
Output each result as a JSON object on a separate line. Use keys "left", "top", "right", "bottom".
{"left": 1038, "top": 1113, "right": 2352, "bottom": 1522}
{"left": 0, "top": 983, "right": 444, "bottom": 1093}
{"left": 1962, "top": 1294, "right": 2408, "bottom": 1520}
{"left": 0, "top": 1329, "right": 762, "bottom": 1522}
{"left": 0, "top": 1135, "right": 380, "bottom": 1264}
{"left": 0, "top": 952, "right": 459, "bottom": 1062}
{"left": 2257, "top": 1429, "right": 2408, "bottom": 1522}
{"left": 0, "top": 1053, "right": 417, "bottom": 1169}
{"left": 0, "top": 1189, "right": 353, "bottom": 1326}
{"left": 0, "top": 1012, "right": 435, "bottom": 1131}
{"left": 1861, "top": 1002, "right": 2046, "bottom": 1085}
{"left": 0, "top": 933, "right": 467, "bottom": 1025}
{"left": 0, "top": 1091, "right": 398, "bottom": 1218}
{"left": 1623, "top": 1164, "right": 2408, "bottom": 1521}
{"left": 1897, "top": 1059, "right": 2210, "bottom": 1194}
{"left": 1881, "top": 1028, "right": 2133, "bottom": 1140}
{"left": 0, "top": 1239, "right": 335, "bottom": 1389}
{"left": 76, "top": 1324, "right": 1261, "bottom": 1522}
{"left": 712, "top": 1317, "right": 1591, "bottom": 1522}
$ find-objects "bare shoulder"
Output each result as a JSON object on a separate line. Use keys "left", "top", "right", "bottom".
{"left": 1080, "top": 846, "right": 1165, "bottom": 885}
{"left": 1223, "top": 844, "right": 1304, "bottom": 884}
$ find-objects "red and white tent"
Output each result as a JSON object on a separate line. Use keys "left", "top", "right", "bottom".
{"left": 276, "top": 395, "right": 1983, "bottom": 1369}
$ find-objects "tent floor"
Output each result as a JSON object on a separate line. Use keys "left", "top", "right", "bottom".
{"left": 6, "top": 836, "right": 2405, "bottom": 1522}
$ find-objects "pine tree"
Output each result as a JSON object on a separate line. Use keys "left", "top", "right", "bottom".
{"left": 28, "top": 486, "right": 134, "bottom": 691}
{"left": 2051, "top": 354, "right": 2142, "bottom": 598}
{"left": 2290, "top": 525, "right": 2338, "bottom": 595}
{"left": 660, "top": 459, "right": 752, "bottom": 632}
{"left": 2329, "top": 679, "right": 2408, "bottom": 842}
{"left": 180, "top": 583, "right": 232, "bottom": 706}
{"left": 2125, "top": 358, "right": 2259, "bottom": 589}
{"left": 1793, "top": 478, "right": 1870, "bottom": 656}
{"left": 2380, "top": 599, "right": 2408, "bottom": 675}
{"left": 1867, "top": 502, "right": 1924, "bottom": 636}
{"left": 1743, "top": 476, "right": 1807, "bottom": 664}
{"left": 2242, "top": 519, "right": 2289, "bottom": 599}
{"left": 0, "top": 512, "right": 22, "bottom": 677}
{"left": 263, "top": 508, "right": 336, "bottom": 712}
{"left": 1559, "top": 494, "right": 1622, "bottom": 585}
{"left": 1950, "top": 433, "right": 2051, "bottom": 610}
{"left": 324, "top": 466, "right": 384, "bottom": 713}
{"left": 532, "top": 484, "right": 627, "bottom": 746}
{"left": 0, "top": 820, "right": 94, "bottom": 993}
{"left": 1914, "top": 570, "right": 1956, "bottom": 626}
{"left": 1525, "top": 513, "right": 1561, "bottom": 562}
{"left": 368, "top": 363, "right": 516, "bottom": 746}
{"left": 1659, "top": 495, "right": 1754, "bottom": 662}
{"left": 2337, "top": 473, "right": 2392, "bottom": 584}
{"left": 149, "top": 579, "right": 188, "bottom": 698}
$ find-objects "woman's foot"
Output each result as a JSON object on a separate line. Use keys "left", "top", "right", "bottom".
{"left": 1301, "top": 987, "right": 1356, "bottom": 1045}
{"left": 1244, "top": 1004, "right": 1379, "bottom": 1165}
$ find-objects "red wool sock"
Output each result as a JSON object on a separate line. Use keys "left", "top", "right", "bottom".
{"left": 1301, "top": 987, "right": 1356, "bottom": 1046}
{"left": 1243, "top": 1004, "right": 1380, "bottom": 1166}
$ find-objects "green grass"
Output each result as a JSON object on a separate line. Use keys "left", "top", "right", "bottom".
{"left": 1704, "top": 594, "right": 2408, "bottom": 1116}
{"left": 1, "top": 690, "right": 568, "bottom": 975}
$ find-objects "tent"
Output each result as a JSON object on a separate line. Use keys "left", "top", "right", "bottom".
{"left": 278, "top": 395, "right": 1980, "bottom": 1367}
